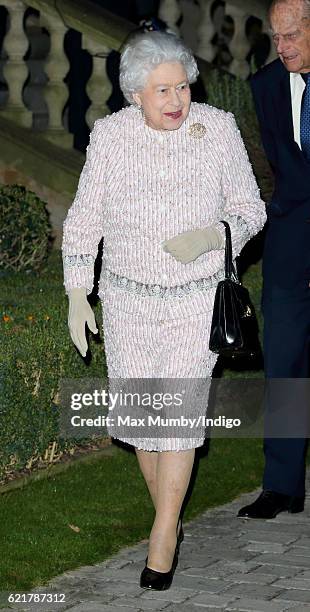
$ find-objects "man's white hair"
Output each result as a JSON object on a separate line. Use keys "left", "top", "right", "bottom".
{"left": 269, "top": 0, "right": 310, "bottom": 20}
{"left": 119, "top": 31, "right": 199, "bottom": 105}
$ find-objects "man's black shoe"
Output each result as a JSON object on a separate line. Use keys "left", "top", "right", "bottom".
{"left": 237, "top": 490, "right": 305, "bottom": 519}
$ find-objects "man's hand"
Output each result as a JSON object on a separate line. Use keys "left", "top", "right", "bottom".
{"left": 162, "top": 226, "right": 224, "bottom": 264}
{"left": 68, "top": 287, "right": 98, "bottom": 357}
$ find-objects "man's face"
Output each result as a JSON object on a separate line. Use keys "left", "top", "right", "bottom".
{"left": 270, "top": 0, "right": 310, "bottom": 73}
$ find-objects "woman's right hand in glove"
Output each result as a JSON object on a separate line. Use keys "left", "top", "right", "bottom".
{"left": 68, "top": 287, "right": 98, "bottom": 357}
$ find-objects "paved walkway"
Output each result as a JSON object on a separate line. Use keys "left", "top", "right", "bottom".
{"left": 3, "top": 476, "right": 310, "bottom": 612}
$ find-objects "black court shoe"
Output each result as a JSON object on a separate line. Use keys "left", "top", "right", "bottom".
{"left": 140, "top": 542, "right": 179, "bottom": 590}
{"left": 141, "top": 519, "right": 184, "bottom": 590}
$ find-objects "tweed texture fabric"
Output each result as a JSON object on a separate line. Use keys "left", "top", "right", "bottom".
{"left": 62, "top": 102, "right": 266, "bottom": 296}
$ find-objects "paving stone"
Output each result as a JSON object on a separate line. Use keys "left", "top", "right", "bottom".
{"left": 242, "top": 543, "right": 287, "bottom": 554}
{"left": 140, "top": 586, "right": 195, "bottom": 603}
{"left": 108, "top": 596, "right": 171, "bottom": 609}
{"left": 172, "top": 575, "right": 232, "bottom": 593}
{"left": 99, "top": 558, "right": 137, "bottom": 570}
{"left": 283, "top": 606, "right": 310, "bottom": 611}
{"left": 223, "top": 561, "right": 262, "bottom": 574}
{"left": 249, "top": 566, "right": 302, "bottom": 579}
{"left": 236, "top": 532, "right": 298, "bottom": 545}
{"left": 236, "top": 522, "right": 308, "bottom": 537}
{"left": 272, "top": 578, "right": 310, "bottom": 591}
{"left": 226, "top": 597, "right": 294, "bottom": 611}
{"left": 178, "top": 554, "right": 219, "bottom": 568}
{"left": 88, "top": 566, "right": 141, "bottom": 584}
{"left": 202, "top": 550, "right": 257, "bottom": 563}
{"left": 221, "top": 583, "right": 284, "bottom": 600}
{"left": 273, "top": 589, "right": 310, "bottom": 603}
{"left": 69, "top": 592, "right": 115, "bottom": 604}
{"left": 185, "top": 592, "right": 237, "bottom": 607}
{"left": 223, "top": 572, "right": 276, "bottom": 585}
{"left": 164, "top": 604, "right": 227, "bottom": 612}
{"left": 89, "top": 580, "right": 143, "bottom": 597}
{"left": 47, "top": 575, "right": 110, "bottom": 589}
{"left": 249, "top": 554, "right": 310, "bottom": 568}
{"left": 66, "top": 604, "right": 134, "bottom": 612}
{"left": 294, "top": 537, "right": 310, "bottom": 547}
{"left": 296, "top": 570, "right": 310, "bottom": 580}
{"left": 179, "top": 562, "right": 239, "bottom": 579}
{"left": 287, "top": 547, "right": 310, "bottom": 558}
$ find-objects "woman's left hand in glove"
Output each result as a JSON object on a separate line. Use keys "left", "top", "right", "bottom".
{"left": 162, "top": 226, "right": 224, "bottom": 264}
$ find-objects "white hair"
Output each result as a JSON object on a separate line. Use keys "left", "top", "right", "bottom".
{"left": 269, "top": 0, "right": 310, "bottom": 20}
{"left": 119, "top": 31, "right": 199, "bottom": 104}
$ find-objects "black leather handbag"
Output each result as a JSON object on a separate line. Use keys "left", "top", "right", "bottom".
{"left": 209, "top": 221, "right": 261, "bottom": 358}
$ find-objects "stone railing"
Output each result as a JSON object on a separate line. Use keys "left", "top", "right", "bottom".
{"left": 159, "top": 0, "right": 278, "bottom": 79}
{"left": 0, "top": 0, "right": 135, "bottom": 149}
{"left": 0, "top": 0, "right": 274, "bottom": 245}
{"left": 0, "top": 0, "right": 274, "bottom": 155}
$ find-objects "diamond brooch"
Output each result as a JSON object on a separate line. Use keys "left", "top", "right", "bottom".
{"left": 188, "top": 123, "right": 206, "bottom": 138}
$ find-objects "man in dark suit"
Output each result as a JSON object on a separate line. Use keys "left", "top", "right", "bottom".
{"left": 238, "top": 0, "right": 310, "bottom": 519}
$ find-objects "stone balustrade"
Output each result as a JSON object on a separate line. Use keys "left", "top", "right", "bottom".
{"left": 159, "top": 0, "right": 278, "bottom": 78}
{"left": 0, "top": 0, "right": 276, "bottom": 247}
{"left": 0, "top": 0, "right": 277, "bottom": 155}
{"left": 0, "top": 0, "right": 134, "bottom": 148}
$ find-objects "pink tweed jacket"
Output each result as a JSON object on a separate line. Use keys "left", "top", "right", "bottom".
{"left": 62, "top": 102, "right": 266, "bottom": 298}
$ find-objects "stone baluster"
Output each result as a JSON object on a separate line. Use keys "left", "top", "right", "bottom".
{"left": 262, "top": 17, "right": 278, "bottom": 66}
{"left": 1, "top": 0, "right": 32, "bottom": 127}
{"left": 196, "top": 0, "right": 216, "bottom": 63}
{"left": 40, "top": 8, "right": 72, "bottom": 148}
{"left": 226, "top": 3, "right": 251, "bottom": 79}
{"left": 158, "top": 0, "right": 181, "bottom": 34}
{"left": 82, "top": 37, "right": 112, "bottom": 130}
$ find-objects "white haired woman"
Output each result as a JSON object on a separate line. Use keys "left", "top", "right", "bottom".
{"left": 62, "top": 31, "right": 266, "bottom": 590}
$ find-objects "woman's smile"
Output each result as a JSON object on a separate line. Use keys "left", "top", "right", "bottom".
{"left": 163, "top": 110, "right": 183, "bottom": 120}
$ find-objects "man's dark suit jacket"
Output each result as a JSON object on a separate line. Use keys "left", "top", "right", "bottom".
{"left": 250, "top": 58, "right": 310, "bottom": 291}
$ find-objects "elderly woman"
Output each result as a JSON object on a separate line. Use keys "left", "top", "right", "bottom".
{"left": 62, "top": 31, "right": 266, "bottom": 590}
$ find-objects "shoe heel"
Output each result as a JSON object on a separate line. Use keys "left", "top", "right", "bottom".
{"left": 288, "top": 498, "right": 305, "bottom": 513}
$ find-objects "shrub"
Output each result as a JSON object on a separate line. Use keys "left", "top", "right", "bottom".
{"left": 206, "top": 70, "right": 274, "bottom": 203}
{"left": 0, "top": 249, "right": 107, "bottom": 484}
{"left": 207, "top": 70, "right": 260, "bottom": 142}
{"left": 0, "top": 184, "right": 52, "bottom": 272}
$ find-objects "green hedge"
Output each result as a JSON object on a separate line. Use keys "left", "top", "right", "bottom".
{"left": 0, "top": 250, "right": 106, "bottom": 483}
{"left": 0, "top": 184, "right": 52, "bottom": 271}
{"left": 207, "top": 70, "right": 274, "bottom": 204}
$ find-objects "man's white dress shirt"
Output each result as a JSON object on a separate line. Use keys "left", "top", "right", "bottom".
{"left": 290, "top": 72, "right": 306, "bottom": 148}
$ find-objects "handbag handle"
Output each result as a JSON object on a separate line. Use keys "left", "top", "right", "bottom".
{"left": 220, "top": 220, "right": 240, "bottom": 282}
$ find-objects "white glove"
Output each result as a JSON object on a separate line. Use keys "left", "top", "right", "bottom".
{"left": 68, "top": 287, "right": 98, "bottom": 357}
{"left": 162, "top": 226, "right": 224, "bottom": 264}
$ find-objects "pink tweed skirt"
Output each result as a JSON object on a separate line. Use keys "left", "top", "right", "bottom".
{"left": 101, "top": 282, "right": 218, "bottom": 451}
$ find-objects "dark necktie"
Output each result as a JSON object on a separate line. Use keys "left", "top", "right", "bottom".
{"left": 300, "top": 73, "right": 310, "bottom": 161}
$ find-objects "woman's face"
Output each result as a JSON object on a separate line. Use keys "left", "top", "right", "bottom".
{"left": 133, "top": 62, "right": 191, "bottom": 131}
